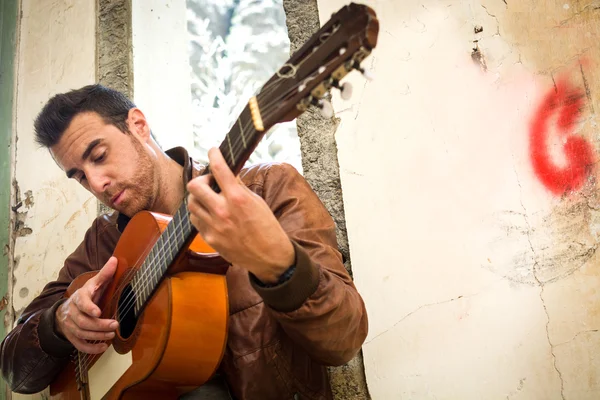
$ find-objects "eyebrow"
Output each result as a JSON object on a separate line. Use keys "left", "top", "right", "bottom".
{"left": 66, "top": 138, "right": 104, "bottom": 179}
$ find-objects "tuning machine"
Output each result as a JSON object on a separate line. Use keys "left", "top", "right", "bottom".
{"left": 331, "top": 79, "right": 353, "bottom": 100}
{"left": 352, "top": 61, "right": 374, "bottom": 81}
{"left": 308, "top": 96, "right": 334, "bottom": 118}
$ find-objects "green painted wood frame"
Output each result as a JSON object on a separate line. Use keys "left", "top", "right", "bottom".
{"left": 0, "top": 0, "right": 18, "bottom": 398}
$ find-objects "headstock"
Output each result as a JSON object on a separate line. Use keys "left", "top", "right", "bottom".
{"left": 256, "top": 2, "right": 379, "bottom": 124}
{"left": 212, "top": 3, "right": 379, "bottom": 180}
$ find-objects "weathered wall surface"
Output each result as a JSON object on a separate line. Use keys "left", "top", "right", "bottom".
{"left": 316, "top": 0, "right": 600, "bottom": 399}
{"left": 10, "top": 1, "right": 97, "bottom": 399}
{"left": 12, "top": 0, "right": 97, "bottom": 318}
{"left": 131, "top": 0, "right": 193, "bottom": 152}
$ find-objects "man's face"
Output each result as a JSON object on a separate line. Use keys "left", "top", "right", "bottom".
{"left": 51, "top": 111, "right": 157, "bottom": 217}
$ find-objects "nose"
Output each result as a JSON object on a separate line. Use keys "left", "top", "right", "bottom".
{"left": 86, "top": 169, "right": 111, "bottom": 196}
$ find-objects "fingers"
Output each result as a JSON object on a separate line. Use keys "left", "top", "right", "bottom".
{"left": 187, "top": 176, "right": 222, "bottom": 214}
{"left": 71, "top": 336, "right": 109, "bottom": 355}
{"left": 206, "top": 148, "right": 237, "bottom": 192}
{"left": 59, "top": 303, "right": 118, "bottom": 354}
{"left": 95, "top": 256, "right": 118, "bottom": 284}
{"left": 73, "top": 289, "right": 103, "bottom": 318}
{"left": 62, "top": 298, "right": 118, "bottom": 337}
{"left": 187, "top": 193, "right": 212, "bottom": 222}
{"left": 70, "top": 325, "right": 115, "bottom": 342}
{"left": 91, "top": 256, "right": 118, "bottom": 293}
{"left": 83, "top": 257, "right": 118, "bottom": 314}
{"left": 71, "top": 307, "right": 118, "bottom": 332}
{"left": 186, "top": 147, "right": 244, "bottom": 218}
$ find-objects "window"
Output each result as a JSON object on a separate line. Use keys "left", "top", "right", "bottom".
{"left": 186, "top": 0, "right": 302, "bottom": 173}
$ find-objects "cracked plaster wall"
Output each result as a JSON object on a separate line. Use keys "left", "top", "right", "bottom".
{"left": 317, "top": 0, "right": 600, "bottom": 399}
{"left": 131, "top": 0, "right": 194, "bottom": 152}
{"left": 11, "top": 1, "right": 97, "bottom": 399}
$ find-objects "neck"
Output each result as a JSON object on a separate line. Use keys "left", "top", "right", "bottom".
{"left": 151, "top": 153, "right": 185, "bottom": 215}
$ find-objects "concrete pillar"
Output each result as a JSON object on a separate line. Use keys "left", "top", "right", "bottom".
{"left": 282, "top": 1, "right": 370, "bottom": 399}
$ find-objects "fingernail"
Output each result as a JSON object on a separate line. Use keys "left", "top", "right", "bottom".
{"left": 106, "top": 332, "right": 115, "bottom": 338}
{"left": 110, "top": 321, "right": 119, "bottom": 329}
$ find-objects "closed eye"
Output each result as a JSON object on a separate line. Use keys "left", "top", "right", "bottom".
{"left": 93, "top": 152, "right": 106, "bottom": 163}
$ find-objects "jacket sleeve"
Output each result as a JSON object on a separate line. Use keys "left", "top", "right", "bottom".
{"left": 249, "top": 163, "right": 368, "bottom": 366}
{"left": 0, "top": 218, "right": 104, "bottom": 394}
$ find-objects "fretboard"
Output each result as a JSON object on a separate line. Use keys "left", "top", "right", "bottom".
{"left": 130, "top": 198, "right": 194, "bottom": 315}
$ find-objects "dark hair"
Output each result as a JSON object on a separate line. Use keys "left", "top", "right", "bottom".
{"left": 34, "top": 84, "right": 136, "bottom": 148}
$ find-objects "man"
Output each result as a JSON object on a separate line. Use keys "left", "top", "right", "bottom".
{"left": 0, "top": 84, "right": 368, "bottom": 399}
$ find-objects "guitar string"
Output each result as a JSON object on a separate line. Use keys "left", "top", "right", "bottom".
{"left": 78, "top": 33, "right": 359, "bottom": 374}
{"left": 78, "top": 217, "right": 191, "bottom": 371}
{"left": 77, "top": 224, "right": 183, "bottom": 371}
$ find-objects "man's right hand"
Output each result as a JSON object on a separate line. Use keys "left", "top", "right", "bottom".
{"left": 55, "top": 256, "right": 119, "bottom": 354}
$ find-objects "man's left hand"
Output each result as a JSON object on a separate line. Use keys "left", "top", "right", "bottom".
{"left": 187, "top": 148, "right": 295, "bottom": 284}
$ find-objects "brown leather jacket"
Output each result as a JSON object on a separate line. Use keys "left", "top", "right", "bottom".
{"left": 0, "top": 148, "right": 368, "bottom": 399}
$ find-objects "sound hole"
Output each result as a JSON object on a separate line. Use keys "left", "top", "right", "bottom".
{"left": 117, "top": 284, "right": 139, "bottom": 339}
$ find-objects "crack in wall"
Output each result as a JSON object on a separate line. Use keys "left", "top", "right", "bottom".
{"left": 365, "top": 279, "right": 502, "bottom": 346}
{"left": 364, "top": 296, "right": 467, "bottom": 346}
{"left": 554, "top": 329, "right": 600, "bottom": 347}
{"left": 513, "top": 162, "right": 566, "bottom": 400}
{"left": 579, "top": 61, "right": 595, "bottom": 114}
{"left": 481, "top": 4, "right": 501, "bottom": 36}
{"left": 557, "top": 3, "right": 600, "bottom": 27}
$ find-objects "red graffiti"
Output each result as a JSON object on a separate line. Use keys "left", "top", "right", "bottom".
{"left": 530, "top": 80, "right": 594, "bottom": 195}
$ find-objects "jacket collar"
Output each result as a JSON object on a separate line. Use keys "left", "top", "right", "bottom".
{"left": 116, "top": 146, "right": 194, "bottom": 232}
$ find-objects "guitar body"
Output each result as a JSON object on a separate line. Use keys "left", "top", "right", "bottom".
{"left": 49, "top": 211, "right": 230, "bottom": 400}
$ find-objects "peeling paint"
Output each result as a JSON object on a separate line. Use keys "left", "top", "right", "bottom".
{"left": 0, "top": 294, "right": 9, "bottom": 312}
{"left": 23, "top": 189, "right": 34, "bottom": 208}
{"left": 14, "top": 211, "right": 32, "bottom": 237}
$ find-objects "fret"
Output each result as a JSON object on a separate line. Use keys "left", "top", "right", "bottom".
{"left": 226, "top": 133, "right": 235, "bottom": 165}
{"left": 238, "top": 118, "right": 247, "bottom": 149}
{"left": 176, "top": 210, "right": 185, "bottom": 246}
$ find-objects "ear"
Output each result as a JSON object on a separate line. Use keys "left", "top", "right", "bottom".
{"left": 126, "top": 108, "right": 151, "bottom": 143}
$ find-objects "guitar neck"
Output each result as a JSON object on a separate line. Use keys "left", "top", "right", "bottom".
{"left": 130, "top": 199, "right": 196, "bottom": 315}
{"left": 129, "top": 103, "right": 262, "bottom": 314}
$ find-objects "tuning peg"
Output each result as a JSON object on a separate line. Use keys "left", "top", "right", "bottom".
{"left": 330, "top": 80, "right": 353, "bottom": 100}
{"left": 362, "top": 70, "right": 375, "bottom": 81}
{"left": 339, "top": 82, "right": 353, "bottom": 100}
{"left": 318, "top": 99, "right": 334, "bottom": 118}
{"left": 353, "top": 62, "right": 375, "bottom": 81}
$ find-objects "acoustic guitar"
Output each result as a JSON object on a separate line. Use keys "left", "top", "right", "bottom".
{"left": 49, "top": 3, "right": 379, "bottom": 399}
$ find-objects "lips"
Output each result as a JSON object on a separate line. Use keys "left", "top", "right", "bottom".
{"left": 111, "top": 190, "right": 124, "bottom": 207}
